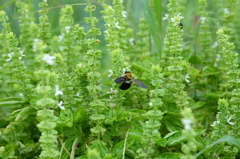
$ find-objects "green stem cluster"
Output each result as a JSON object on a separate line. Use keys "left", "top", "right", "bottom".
{"left": 222, "top": 0, "right": 237, "bottom": 36}
{"left": 162, "top": 0, "right": 190, "bottom": 110}
{"left": 217, "top": 29, "right": 235, "bottom": 96}
{"left": 36, "top": 86, "right": 59, "bottom": 159}
{"left": 54, "top": 53, "right": 76, "bottom": 109}
{"left": 209, "top": 99, "right": 231, "bottom": 157}
{"left": 16, "top": 0, "right": 38, "bottom": 70}
{"left": 4, "top": 32, "right": 31, "bottom": 99}
{"left": 215, "top": 29, "right": 239, "bottom": 157}
{"left": 136, "top": 65, "right": 164, "bottom": 158}
{"left": 0, "top": 11, "right": 13, "bottom": 96}
{"left": 59, "top": 6, "right": 76, "bottom": 69}
{"left": 135, "top": 18, "right": 150, "bottom": 60}
{"left": 198, "top": 0, "right": 213, "bottom": 62}
{"left": 84, "top": 2, "right": 106, "bottom": 138}
{"left": 100, "top": 0, "right": 128, "bottom": 105}
{"left": 38, "top": 0, "right": 51, "bottom": 53}
{"left": 180, "top": 108, "right": 197, "bottom": 159}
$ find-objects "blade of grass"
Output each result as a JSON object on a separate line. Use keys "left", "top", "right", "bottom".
{"left": 140, "top": 0, "right": 162, "bottom": 60}
{"left": 194, "top": 135, "right": 240, "bottom": 158}
{"left": 154, "top": 0, "right": 162, "bottom": 29}
{"left": 0, "top": 0, "right": 16, "bottom": 11}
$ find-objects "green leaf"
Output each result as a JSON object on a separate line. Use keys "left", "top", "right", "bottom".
{"left": 112, "top": 139, "right": 135, "bottom": 158}
{"left": 189, "top": 101, "right": 206, "bottom": 110}
{"left": 0, "top": 97, "right": 26, "bottom": 106}
{"left": 164, "top": 131, "right": 179, "bottom": 139}
{"left": 71, "top": 137, "right": 79, "bottom": 159}
{"left": 167, "top": 136, "right": 186, "bottom": 146}
{"left": 154, "top": 152, "right": 184, "bottom": 159}
{"left": 15, "top": 107, "right": 36, "bottom": 121}
{"left": 75, "top": 155, "right": 87, "bottom": 159}
{"left": 194, "top": 135, "right": 240, "bottom": 158}
{"left": 164, "top": 115, "right": 183, "bottom": 132}
{"left": 73, "top": 107, "right": 88, "bottom": 123}
{"left": 156, "top": 138, "right": 167, "bottom": 147}
{"left": 132, "top": 63, "right": 151, "bottom": 73}
{"left": 189, "top": 55, "right": 202, "bottom": 64}
{"left": 201, "top": 66, "right": 219, "bottom": 76}
{"left": 90, "top": 140, "right": 110, "bottom": 158}
{"left": 128, "top": 129, "right": 143, "bottom": 142}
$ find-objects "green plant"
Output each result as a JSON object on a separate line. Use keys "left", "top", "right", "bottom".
{"left": 1, "top": 0, "right": 240, "bottom": 159}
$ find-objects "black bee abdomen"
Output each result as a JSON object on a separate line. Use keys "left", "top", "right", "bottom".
{"left": 120, "top": 81, "right": 132, "bottom": 90}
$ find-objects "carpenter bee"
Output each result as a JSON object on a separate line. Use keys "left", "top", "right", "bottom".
{"left": 114, "top": 71, "right": 147, "bottom": 90}
{"left": 178, "top": 22, "right": 183, "bottom": 29}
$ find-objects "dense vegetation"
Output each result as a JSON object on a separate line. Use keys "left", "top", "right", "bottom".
{"left": 0, "top": 0, "right": 240, "bottom": 158}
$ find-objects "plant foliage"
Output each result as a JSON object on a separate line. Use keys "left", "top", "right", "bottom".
{"left": 0, "top": 0, "right": 240, "bottom": 158}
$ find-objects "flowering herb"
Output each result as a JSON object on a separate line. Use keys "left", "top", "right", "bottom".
{"left": 1, "top": 0, "right": 240, "bottom": 159}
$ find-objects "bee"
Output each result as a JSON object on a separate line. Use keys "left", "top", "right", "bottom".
{"left": 178, "top": 22, "right": 183, "bottom": 29}
{"left": 114, "top": 71, "right": 147, "bottom": 90}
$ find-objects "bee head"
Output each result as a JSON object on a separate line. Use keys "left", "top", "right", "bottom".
{"left": 125, "top": 71, "right": 133, "bottom": 80}
{"left": 178, "top": 22, "right": 183, "bottom": 29}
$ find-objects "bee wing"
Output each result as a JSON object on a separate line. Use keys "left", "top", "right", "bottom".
{"left": 133, "top": 79, "right": 147, "bottom": 89}
{"left": 114, "top": 76, "right": 125, "bottom": 83}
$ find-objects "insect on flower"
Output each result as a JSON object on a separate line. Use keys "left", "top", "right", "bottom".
{"left": 178, "top": 22, "right": 183, "bottom": 29}
{"left": 114, "top": 71, "right": 147, "bottom": 90}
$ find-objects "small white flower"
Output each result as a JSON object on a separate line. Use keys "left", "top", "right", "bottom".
{"left": 115, "top": 22, "right": 121, "bottom": 29}
{"left": 58, "top": 101, "right": 65, "bottom": 110}
{"left": 214, "top": 54, "right": 221, "bottom": 67}
{"left": 222, "top": 47, "right": 226, "bottom": 51}
{"left": 19, "top": 93, "right": 24, "bottom": 98}
{"left": 152, "top": 129, "right": 159, "bottom": 135}
{"left": 33, "top": 39, "right": 39, "bottom": 52}
{"left": 149, "top": 102, "right": 153, "bottom": 107}
{"left": 212, "top": 42, "right": 218, "bottom": 48}
{"left": 59, "top": 46, "right": 63, "bottom": 51}
{"left": 182, "top": 119, "right": 192, "bottom": 130}
{"left": 185, "top": 74, "right": 190, "bottom": 83}
{"left": 19, "top": 51, "right": 25, "bottom": 60}
{"left": 42, "top": 54, "right": 56, "bottom": 65}
{"left": 227, "top": 116, "right": 234, "bottom": 125}
{"left": 122, "top": 68, "right": 126, "bottom": 75}
{"left": 76, "top": 92, "right": 80, "bottom": 96}
{"left": 108, "top": 70, "right": 113, "bottom": 77}
{"left": 6, "top": 52, "right": 14, "bottom": 61}
{"left": 34, "top": 39, "right": 39, "bottom": 42}
{"left": 177, "top": 13, "right": 184, "bottom": 19}
{"left": 224, "top": 8, "right": 229, "bottom": 14}
{"left": 44, "top": 0, "right": 47, "bottom": 2}
{"left": 107, "top": 87, "right": 118, "bottom": 94}
{"left": 104, "top": 30, "right": 109, "bottom": 36}
{"left": 216, "top": 54, "right": 221, "bottom": 61}
{"left": 162, "top": 14, "right": 168, "bottom": 20}
{"left": 122, "top": 11, "right": 127, "bottom": 18}
{"left": 55, "top": 85, "right": 63, "bottom": 96}
{"left": 109, "top": 95, "right": 113, "bottom": 99}
{"left": 171, "top": 18, "right": 175, "bottom": 22}
{"left": 200, "top": 17, "right": 206, "bottom": 23}
{"left": 65, "top": 26, "right": 70, "bottom": 33}
{"left": 153, "top": 129, "right": 159, "bottom": 133}
{"left": 211, "top": 121, "right": 220, "bottom": 127}
{"left": 58, "top": 35, "right": 63, "bottom": 42}
{"left": 129, "top": 38, "right": 135, "bottom": 45}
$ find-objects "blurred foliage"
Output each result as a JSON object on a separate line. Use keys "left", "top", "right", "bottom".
{"left": 0, "top": 0, "right": 240, "bottom": 158}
